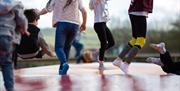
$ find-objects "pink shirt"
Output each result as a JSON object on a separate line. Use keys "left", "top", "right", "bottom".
{"left": 45, "top": 0, "right": 84, "bottom": 27}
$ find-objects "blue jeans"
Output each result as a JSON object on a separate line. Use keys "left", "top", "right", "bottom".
{"left": 1, "top": 64, "right": 14, "bottom": 91}
{"left": 72, "top": 39, "right": 83, "bottom": 59}
{"left": 55, "top": 22, "right": 79, "bottom": 70}
{"left": 0, "top": 36, "right": 14, "bottom": 91}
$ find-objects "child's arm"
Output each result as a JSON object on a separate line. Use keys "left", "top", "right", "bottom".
{"left": 39, "top": 0, "right": 55, "bottom": 15}
{"left": 13, "top": 2, "right": 29, "bottom": 36}
{"left": 89, "top": 0, "right": 102, "bottom": 10}
{"left": 79, "top": 0, "right": 87, "bottom": 32}
{"left": 80, "top": 8, "right": 87, "bottom": 32}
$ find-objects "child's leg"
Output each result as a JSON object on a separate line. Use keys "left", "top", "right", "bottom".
{"left": 160, "top": 51, "right": 180, "bottom": 74}
{"left": 118, "top": 41, "right": 134, "bottom": 60}
{"left": 72, "top": 40, "right": 83, "bottom": 59}
{"left": 126, "top": 15, "right": 147, "bottom": 64}
{"left": 55, "top": 22, "right": 68, "bottom": 74}
{"left": 12, "top": 44, "right": 18, "bottom": 69}
{"left": 61, "top": 23, "right": 78, "bottom": 75}
{"left": 94, "top": 22, "right": 108, "bottom": 61}
{"left": 2, "top": 63, "right": 14, "bottom": 91}
{"left": 35, "top": 50, "right": 44, "bottom": 58}
{"left": 118, "top": 15, "right": 139, "bottom": 60}
{"left": 64, "top": 27, "right": 78, "bottom": 61}
{"left": 112, "top": 15, "right": 140, "bottom": 74}
{"left": 104, "top": 24, "right": 115, "bottom": 50}
{"left": 38, "top": 36, "right": 54, "bottom": 57}
{"left": 0, "top": 36, "right": 14, "bottom": 91}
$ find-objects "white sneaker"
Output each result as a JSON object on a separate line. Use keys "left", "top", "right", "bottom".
{"left": 98, "top": 61, "right": 105, "bottom": 71}
{"left": 150, "top": 42, "right": 166, "bottom": 54}
{"left": 145, "top": 57, "right": 163, "bottom": 66}
{"left": 112, "top": 57, "right": 129, "bottom": 74}
{"left": 120, "top": 62, "right": 129, "bottom": 74}
{"left": 112, "top": 57, "right": 123, "bottom": 67}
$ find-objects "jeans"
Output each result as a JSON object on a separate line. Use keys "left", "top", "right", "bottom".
{"left": 72, "top": 40, "right": 83, "bottom": 60}
{"left": 1, "top": 64, "right": 14, "bottom": 91}
{"left": 0, "top": 36, "right": 14, "bottom": 91}
{"left": 55, "top": 22, "right": 79, "bottom": 70}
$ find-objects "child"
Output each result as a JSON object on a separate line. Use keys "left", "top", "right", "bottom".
{"left": 15, "top": 9, "right": 55, "bottom": 59}
{"left": 77, "top": 49, "right": 93, "bottom": 63}
{"left": 12, "top": 9, "right": 55, "bottom": 68}
{"left": 39, "top": 0, "right": 87, "bottom": 75}
{"left": 0, "top": 0, "right": 29, "bottom": 91}
{"left": 113, "top": 0, "right": 153, "bottom": 74}
{"left": 89, "top": 0, "right": 115, "bottom": 71}
{"left": 146, "top": 42, "right": 180, "bottom": 75}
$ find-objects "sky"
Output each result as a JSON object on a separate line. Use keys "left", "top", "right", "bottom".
{"left": 19, "top": 0, "right": 180, "bottom": 29}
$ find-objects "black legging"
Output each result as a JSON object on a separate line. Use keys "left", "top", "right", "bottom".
{"left": 161, "top": 51, "right": 180, "bottom": 75}
{"left": 129, "top": 14, "right": 147, "bottom": 38}
{"left": 129, "top": 14, "right": 147, "bottom": 49}
{"left": 94, "top": 22, "right": 115, "bottom": 61}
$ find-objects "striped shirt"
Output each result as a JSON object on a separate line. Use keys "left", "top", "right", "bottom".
{"left": 45, "top": 0, "right": 84, "bottom": 27}
{"left": 0, "top": 1, "right": 28, "bottom": 44}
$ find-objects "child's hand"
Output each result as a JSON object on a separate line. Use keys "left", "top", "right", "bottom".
{"left": 80, "top": 24, "right": 86, "bottom": 32}
{"left": 22, "top": 31, "right": 30, "bottom": 36}
{"left": 19, "top": 29, "right": 30, "bottom": 36}
{"left": 16, "top": 26, "right": 30, "bottom": 36}
{"left": 39, "top": 8, "right": 48, "bottom": 15}
{"left": 34, "top": 9, "right": 40, "bottom": 15}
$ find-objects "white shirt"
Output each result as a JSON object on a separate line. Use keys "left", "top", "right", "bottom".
{"left": 89, "top": 0, "right": 110, "bottom": 23}
{"left": 129, "top": 11, "right": 149, "bottom": 17}
{"left": 45, "top": 0, "right": 84, "bottom": 27}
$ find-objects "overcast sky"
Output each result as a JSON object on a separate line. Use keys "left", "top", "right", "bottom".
{"left": 19, "top": 0, "right": 180, "bottom": 29}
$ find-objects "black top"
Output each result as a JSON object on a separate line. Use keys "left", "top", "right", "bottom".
{"left": 17, "top": 24, "right": 40, "bottom": 54}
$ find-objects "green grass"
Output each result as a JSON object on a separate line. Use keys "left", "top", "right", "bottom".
{"left": 80, "top": 30, "right": 100, "bottom": 49}
{"left": 41, "top": 28, "right": 100, "bottom": 49}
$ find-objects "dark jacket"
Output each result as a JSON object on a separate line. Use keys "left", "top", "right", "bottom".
{"left": 17, "top": 24, "right": 40, "bottom": 54}
{"left": 128, "top": 0, "right": 153, "bottom": 13}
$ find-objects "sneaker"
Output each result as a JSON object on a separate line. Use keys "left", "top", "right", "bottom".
{"left": 112, "top": 57, "right": 129, "bottom": 74}
{"left": 112, "top": 57, "right": 123, "bottom": 67}
{"left": 145, "top": 57, "right": 163, "bottom": 66}
{"left": 150, "top": 42, "right": 166, "bottom": 54}
{"left": 59, "top": 63, "right": 69, "bottom": 75}
{"left": 120, "top": 62, "right": 129, "bottom": 74}
{"left": 98, "top": 61, "right": 105, "bottom": 71}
